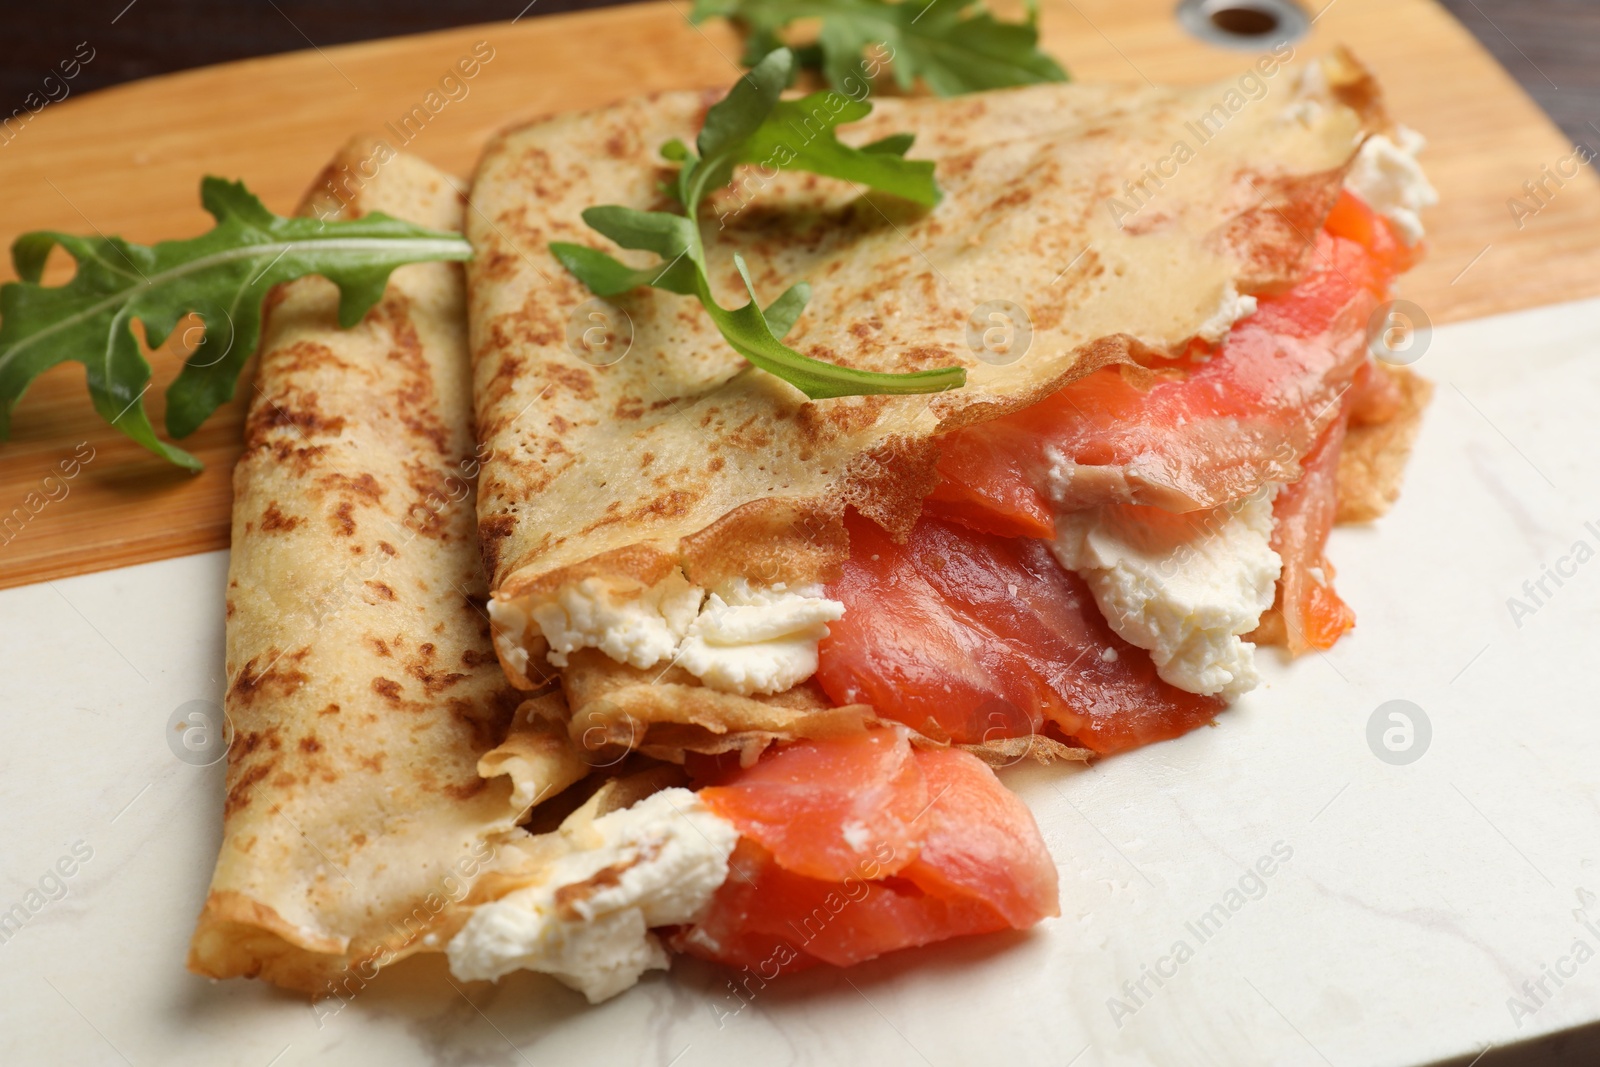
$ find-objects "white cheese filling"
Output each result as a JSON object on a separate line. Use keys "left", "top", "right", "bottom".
{"left": 1344, "top": 126, "right": 1438, "bottom": 246}
{"left": 1280, "top": 63, "right": 1435, "bottom": 244}
{"left": 1052, "top": 489, "right": 1282, "bottom": 702}
{"left": 676, "top": 578, "right": 844, "bottom": 696}
{"left": 1195, "top": 281, "right": 1258, "bottom": 344}
{"left": 526, "top": 574, "right": 844, "bottom": 696}
{"left": 446, "top": 788, "right": 738, "bottom": 1003}
{"left": 532, "top": 572, "right": 704, "bottom": 671}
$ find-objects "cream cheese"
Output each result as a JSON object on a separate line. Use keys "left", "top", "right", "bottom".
{"left": 1344, "top": 126, "right": 1438, "bottom": 246}
{"left": 1195, "top": 281, "right": 1258, "bottom": 344}
{"left": 446, "top": 788, "right": 738, "bottom": 1003}
{"left": 676, "top": 579, "right": 845, "bottom": 696}
{"left": 525, "top": 572, "right": 843, "bottom": 695}
{"left": 531, "top": 573, "right": 704, "bottom": 670}
{"left": 1052, "top": 489, "right": 1282, "bottom": 701}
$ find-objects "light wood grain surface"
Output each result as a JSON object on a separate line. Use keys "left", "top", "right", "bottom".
{"left": 1, "top": 0, "right": 1596, "bottom": 591}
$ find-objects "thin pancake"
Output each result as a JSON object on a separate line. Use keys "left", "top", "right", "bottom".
{"left": 188, "top": 141, "right": 586, "bottom": 993}
{"left": 1337, "top": 363, "right": 1433, "bottom": 523}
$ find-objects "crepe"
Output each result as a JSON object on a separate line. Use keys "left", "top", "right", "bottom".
{"left": 1338, "top": 364, "right": 1433, "bottom": 523}
{"left": 188, "top": 140, "right": 586, "bottom": 993}
{"left": 468, "top": 51, "right": 1409, "bottom": 755}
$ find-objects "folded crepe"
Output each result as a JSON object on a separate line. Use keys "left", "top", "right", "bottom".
{"left": 188, "top": 140, "right": 587, "bottom": 993}
{"left": 469, "top": 51, "right": 1431, "bottom": 761}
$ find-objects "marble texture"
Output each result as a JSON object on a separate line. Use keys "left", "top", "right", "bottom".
{"left": 4, "top": 297, "right": 1600, "bottom": 1066}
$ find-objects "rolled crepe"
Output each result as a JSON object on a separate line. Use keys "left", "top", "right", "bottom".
{"left": 467, "top": 52, "right": 1400, "bottom": 758}
{"left": 188, "top": 140, "right": 586, "bottom": 993}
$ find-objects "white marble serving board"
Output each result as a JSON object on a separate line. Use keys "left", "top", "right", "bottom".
{"left": 4, "top": 297, "right": 1600, "bottom": 1067}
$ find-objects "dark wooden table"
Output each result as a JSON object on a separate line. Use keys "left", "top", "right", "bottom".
{"left": 6, "top": 0, "right": 1596, "bottom": 152}
{"left": 1438, "top": 0, "right": 1600, "bottom": 152}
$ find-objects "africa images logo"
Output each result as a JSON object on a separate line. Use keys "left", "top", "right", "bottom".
{"left": 1106, "top": 841, "right": 1294, "bottom": 1028}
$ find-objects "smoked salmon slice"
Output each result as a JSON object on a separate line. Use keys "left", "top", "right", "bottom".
{"left": 697, "top": 727, "right": 927, "bottom": 883}
{"left": 816, "top": 512, "right": 1223, "bottom": 753}
{"left": 922, "top": 420, "right": 1057, "bottom": 540}
{"left": 679, "top": 729, "right": 1059, "bottom": 972}
{"left": 901, "top": 746, "right": 1060, "bottom": 928}
{"left": 1254, "top": 412, "right": 1356, "bottom": 654}
{"left": 1323, "top": 188, "right": 1422, "bottom": 282}
{"left": 923, "top": 191, "right": 1409, "bottom": 533}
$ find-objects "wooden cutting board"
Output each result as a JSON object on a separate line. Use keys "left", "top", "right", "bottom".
{"left": 1, "top": 0, "right": 1596, "bottom": 591}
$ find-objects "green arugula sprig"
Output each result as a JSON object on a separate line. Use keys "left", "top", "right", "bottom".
{"left": 0, "top": 179, "right": 472, "bottom": 469}
{"left": 693, "top": 0, "right": 1067, "bottom": 96}
{"left": 551, "top": 48, "right": 965, "bottom": 400}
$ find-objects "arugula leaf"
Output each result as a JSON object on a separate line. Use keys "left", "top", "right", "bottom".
{"left": 748, "top": 95, "right": 940, "bottom": 204}
{"left": 862, "top": 132, "right": 917, "bottom": 156}
{"left": 551, "top": 48, "right": 964, "bottom": 400}
{"left": 0, "top": 178, "right": 472, "bottom": 469}
{"left": 694, "top": 0, "right": 1068, "bottom": 96}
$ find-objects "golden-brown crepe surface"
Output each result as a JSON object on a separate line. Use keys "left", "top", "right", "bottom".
{"left": 1338, "top": 364, "right": 1433, "bottom": 523}
{"left": 188, "top": 141, "right": 585, "bottom": 993}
